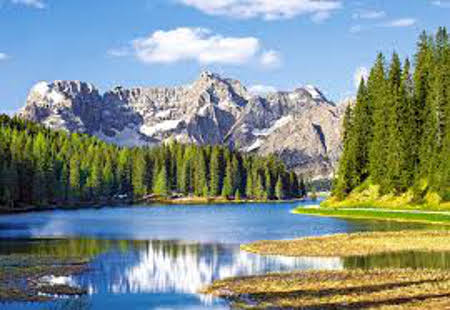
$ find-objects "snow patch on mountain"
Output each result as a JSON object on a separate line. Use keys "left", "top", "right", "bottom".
{"left": 253, "top": 115, "right": 292, "bottom": 136}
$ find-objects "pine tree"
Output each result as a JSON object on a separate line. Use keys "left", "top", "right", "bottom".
{"left": 221, "top": 160, "right": 233, "bottom": 198}
{"left": 153, "top": 165, "right": 169, "bottom": 197}
{"left": 289, "top": 171, "right": 300, "bottom": 198}
{"left": 395, "top": 58, "right": 417, "bottom": 190}
{"left": 209, "top": 147, "right": 223, "bottom": 196}
{"left": 194, "top": 149, "right": 208, "bottom": 196}
{"left": 386, "top": 52, "right": 404, "bottom": 192}
{"left": 246, "top": 167, "right": 254, "bottom": 199}
{"left": 368, "top": 53, "right": 389, "bottom": 190}
{"left": 102, "top": 158, "right": 114, "bottom": 199}
{"left": 348, "top": 78, "right": 371, "bottom": 185}
{"left": 132, "top": 150, "right": 147, "bottom": 198}
{"left": 69, "top": 154, "right": 81, "bottom": 201}
{"left": 334, "top": 106, "right": 356, "bottom": 198}
{"left": 275, "top": 174, "right": 285, "bottom": 200}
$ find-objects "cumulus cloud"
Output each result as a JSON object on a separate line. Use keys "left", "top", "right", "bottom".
{"left": 249, "top": 84, "right": 277, "bottom": 95}
{"left": 0, "top": 53, "right": 8, "bottom": 60}
{"left": 354, "top": 66, "right": 369, "bottom": 89}
{"left": 132, "top": 27, "right": 260, "bottom": 65}
{"left": 260, "top": 50, "right": 282, "bottom": 68}
{"left": 382, "top": 18, "right": 416, "bottom": 28}
{"left": 179, "top": 0, "right": 342, "bottom": 21}
{"left": 110, "top": 27, "right": 281, "bottom": 67}
{"left": 352, "top": 9, "right": 386, "bottom": 20}
{"left": 11, "top": 0, "right": 45, "bottom": 9}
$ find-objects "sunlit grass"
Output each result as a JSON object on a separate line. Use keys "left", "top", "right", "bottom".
{"left": 293, "top": 207, "right": 450, "bottom": 225}
{"left": 203, "top": 269, "right": 450, "bottom": 309}
{"left": 241, "top": 231, "right": 450, "bottom": 257}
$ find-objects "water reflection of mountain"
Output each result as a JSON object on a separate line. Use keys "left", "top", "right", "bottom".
{"left": 75, "top": 240, "right": 343, "bottom": 295}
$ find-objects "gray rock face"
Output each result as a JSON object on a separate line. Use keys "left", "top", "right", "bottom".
{"left": 19, "top": 71, "right": 346, "bottom": 179}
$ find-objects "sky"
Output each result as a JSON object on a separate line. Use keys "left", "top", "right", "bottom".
{"left": 0, "top": 0, "right": 449, "bottom": 114}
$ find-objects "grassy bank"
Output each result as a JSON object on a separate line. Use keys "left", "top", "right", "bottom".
{"left": 204, "top": 269, "right": 450, "bottom": 309}
{"left": 241, "top": 231, "right": 450, "bottom": 257}
{"left": 293, "top": 206, "right": 450, "bottom": 225}
{"left": 322, "top": 184, "right": 450, "bottom": 211}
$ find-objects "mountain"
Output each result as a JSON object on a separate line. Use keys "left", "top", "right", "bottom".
{"left": 19, "top": 71, "right": 346, "bottom": 179}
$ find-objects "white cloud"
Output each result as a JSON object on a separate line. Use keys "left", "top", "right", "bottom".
{"left": 353, "top": 9, "right": 386, "bottom": 20}
{"left": 311, "top": 11, "right": 332, "bottom": 23}
{"left": 111, "top": 27, "right": 280, "bottom": 67}
{"left": 432, "top": 1, "right": 450, "bottom": 8}
{"left": 179, "top": 0, "right": 342, "bottom": 21}
{"left": 0, "top": 53, "right": 8, "bottom": 60}
{"left": 249, "top": 84, "right": 277, "bottom": 95}
{"left": 132, "top": 27, "right": 260, "bottom": 65}
{"left": 382, "top": 18, "right": 416, "bottom": 28}
{"left": 354, "top": 66, "right": 369, "bottom": 89}
{"left": 11, "top": 0, "right": 45, "bottom": 9}
{"left": 260, "top": 50, "right": 282, "bottom": 68}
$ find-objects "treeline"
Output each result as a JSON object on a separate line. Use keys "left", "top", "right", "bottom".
{"left": 0, "top": 115, "right": 306, "bottom": 208}
{"left": 335, "top": 27, "right": 449, "bottom": 202}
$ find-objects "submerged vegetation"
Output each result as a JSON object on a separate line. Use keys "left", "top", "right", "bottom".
{"left": 204, "top": 269, "right": 450, "bottom": 309}
{"left": 333, "top": 27, "right": 449, "bottom": 209}
{"left": 0, "top": 115, "right": 306, "bottom": 211}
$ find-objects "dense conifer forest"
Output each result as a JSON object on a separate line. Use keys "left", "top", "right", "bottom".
{"left": 0, "top": 115, "right": 306, "bottom": 209}
{"left": 334, "top": 27, "right": 449, "bottom": 205}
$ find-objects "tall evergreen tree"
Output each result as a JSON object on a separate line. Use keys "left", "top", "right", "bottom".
{"left": 368, "top": 53, "right": 389, "bottom": 190}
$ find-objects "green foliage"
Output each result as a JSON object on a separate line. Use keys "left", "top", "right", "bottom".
{"left": 334, "top": 27, "right": 450, "bottom": 203}
{"left": 0, "top": 115, "right": 303, "bottom": 208}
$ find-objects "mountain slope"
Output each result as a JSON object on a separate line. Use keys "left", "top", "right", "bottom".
{"left": 19, "top": 72, "right": 346, "bottom": 178}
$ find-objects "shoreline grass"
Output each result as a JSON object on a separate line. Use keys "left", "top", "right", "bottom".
{"left": 203, "top": 269, "right": 450, "bottom": 309}
{"left": 293, "top": 206, "right": 450, "bottom": 225}
{"left": 241, "top": 231, "right": 450, "bottom": 257}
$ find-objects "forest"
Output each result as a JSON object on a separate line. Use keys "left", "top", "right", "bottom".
{"left": 334, "top": 27, "right": 449, "bottom": 205}
{"left": 0, "top": 115, "right": 306, "bottom": 209}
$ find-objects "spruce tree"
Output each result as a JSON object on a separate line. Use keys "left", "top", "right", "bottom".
{"left": 153, "top": 165, "right": 169, "bottom": 197}
{"left": 368, "top": 53, "right": 389, "bottom": 190}
{"left": 386, "top": 52, "right": 404, "bottom": 192}
{"left": 209, "top": 147, "right": 223, "bottom": 196}
{"left": 221, "top": 160, "right": 233, "bottom": 198}
{"left": 275, "top": 174, "right": 285, "bottom": 200}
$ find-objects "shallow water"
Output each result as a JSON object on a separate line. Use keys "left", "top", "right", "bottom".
{"left": 0, "top": 201, "right": 447, "bottom": 310}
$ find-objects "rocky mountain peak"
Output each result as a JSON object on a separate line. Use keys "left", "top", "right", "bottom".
{"left": 19, "top": 72, "right": 346, "bottom": 179}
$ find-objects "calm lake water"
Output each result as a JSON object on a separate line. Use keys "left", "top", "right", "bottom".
{"left": 0, "top": 200, "right": 448, "bottom": 310}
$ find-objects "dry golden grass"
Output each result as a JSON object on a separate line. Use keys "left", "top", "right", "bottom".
{"left": 241, "top": 231, "right": 450, "bottom": 257}
{"left": 204, "top": 269, "right": 450, "bottom": 309}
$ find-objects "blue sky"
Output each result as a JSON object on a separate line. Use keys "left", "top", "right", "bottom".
{"left": 0, "top": 0, "right": 449, "bottom": 113}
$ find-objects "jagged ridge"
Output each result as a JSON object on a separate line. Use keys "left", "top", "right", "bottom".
{"left": 19, "top": 71, "right": 346, "bottom": 179}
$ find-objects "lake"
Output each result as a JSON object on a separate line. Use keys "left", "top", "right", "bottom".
{"left": 0, "top": 200, "right": 447, "bottom": 310}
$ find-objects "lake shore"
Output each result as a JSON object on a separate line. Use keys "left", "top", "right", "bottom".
{"left": 241, "top": 230, "right": 450, "bottom": 257}
{"left": 0, "top": 197, "right": 306, "bottom": 214}
{"left": 0, "top": 254, "right": 89, "bottom": 302}
{"left": 205, "top": 230, "right": 450, "bottom": 309}
{"left": 293, "top": 205, "right": 450, "bottom": 225}
{"left": 203, "top": 268, "right": 450, "bottom": 309}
